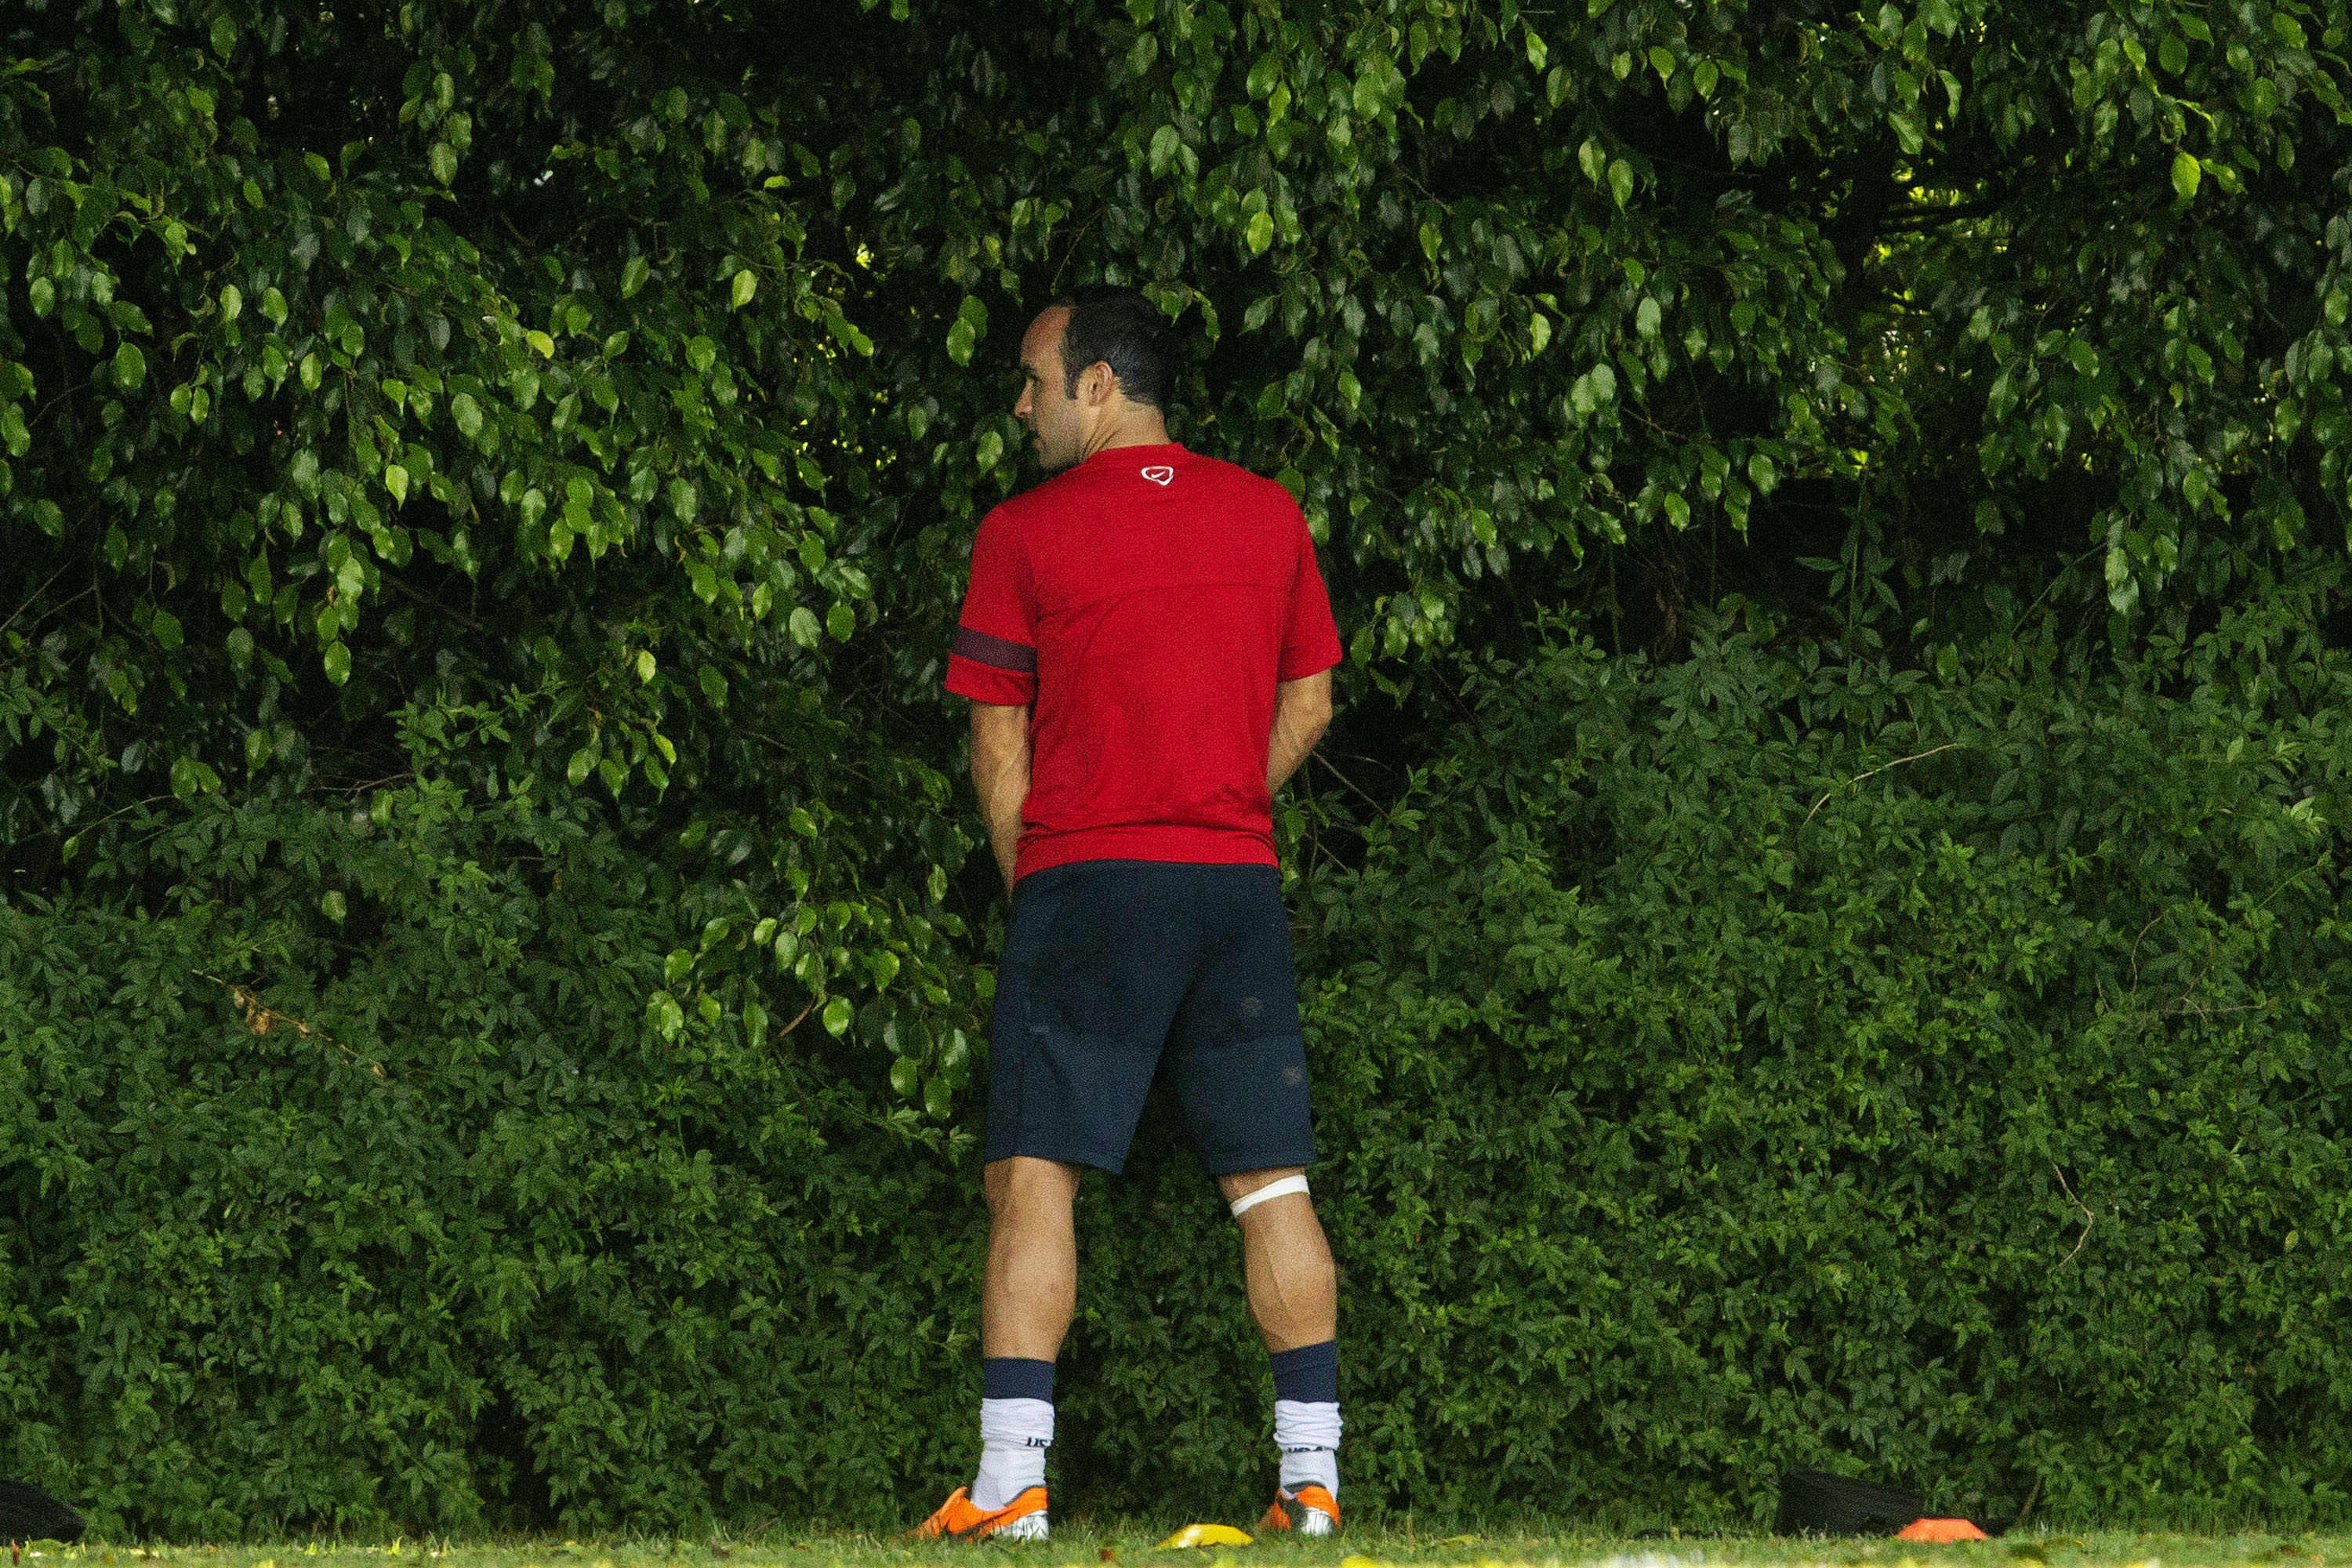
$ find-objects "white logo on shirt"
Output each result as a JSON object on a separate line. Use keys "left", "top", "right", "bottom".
{"left": 1141, "top": 465, "right": 1174, "bottom": 486}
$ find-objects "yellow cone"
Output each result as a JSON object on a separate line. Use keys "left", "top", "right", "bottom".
{"left": 1156, "top": 1524, "right": 1254, "bottom": 1549}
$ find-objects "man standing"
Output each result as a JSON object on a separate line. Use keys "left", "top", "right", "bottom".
{"left": 918, "top": 285, "right": 1345, "bottom": 1543}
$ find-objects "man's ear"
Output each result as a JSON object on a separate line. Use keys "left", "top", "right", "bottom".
{"left": 1081, "top": 361, "right": 1116, "bottom": 407}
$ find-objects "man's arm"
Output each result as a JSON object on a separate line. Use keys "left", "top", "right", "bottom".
{"left": 970, "top": 700, "right": 1033, "bottom": 892}
{"left": 1266, "top": 669, "right": 1334, "bottom": 794}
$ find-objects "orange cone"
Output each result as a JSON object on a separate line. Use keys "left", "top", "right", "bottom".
{"left": 1896, "top": 1518, "right": 1989, "bottom": 1542}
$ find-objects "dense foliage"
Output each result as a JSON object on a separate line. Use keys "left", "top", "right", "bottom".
{"left": 13, "top": 596, "right": 2352, "bottom": 1534}
{"left": 4, "top": 0, "right": 2352, "bottom": 1537}
{"left": 1298, "top": 590, "right": 2352, "bottom": 1528}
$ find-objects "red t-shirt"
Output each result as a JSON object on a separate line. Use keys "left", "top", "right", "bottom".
{"left": 944, "top": 442, "right": 1343, "bottom": 882}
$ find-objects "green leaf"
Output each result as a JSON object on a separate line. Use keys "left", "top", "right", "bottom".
{"left": 568, "top": 746, "right": 596, "bottom": 786}
{"left": 170, "top": 753, "right": 210, "bottom": 797}
{"left": 452, "top": 392, "right": 484, "bottom": 440}
{"left": 826, "top": 602, "right": 856, "bottom": 641}
{"left": 789, "top": 606, "right": 822, "bottom": 648}
{"left": 646, "top": 990, "right": 685, "bottom": 1041}
{"left": 319, "top": 889, "right": 347, "bottom": 922}
{"left": 151, "top": 609, "right": 183, "bottom": 651}
{"left": 731, "top": 269, "right": 757, "bottom": 308}
{"left": 637, "top": 649, "right": 657, "bottom": 682}
{"left": 1246, "top": 210, "right": 1274, "bottom": 255}
{"left": 822, "top": 996, "right": 853, "bottom": 1036}
{"left": 113, "top": 342, "right": 146, "bottom": 390}
{"left": 1608, "top": 158, "right": 1635, "bottom": 208}
{"left": 430, "top": 143, "right": 458, "bottom": 185}
{"left": 2172, "top": 151, "right": 2200, "bottom": 200}
{"left": 2105, "top": 546, "right": 2140, "bottom": 612}
{"left": 384, "top": 464, "right": 409, "bottom": 506}
{"left": 322, "top": 641, "right": 351, "bottom": 685}
{"left": 620, "top": 254, "right": 651, "bottom": 298}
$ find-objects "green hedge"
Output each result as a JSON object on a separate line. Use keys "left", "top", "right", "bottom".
{"left": 0, "top": 782, "right": 979, "bottom": 1536}
{"left": 1287, "top": 590, "right": 2352, "bottom": 1529}
{"left": 9, "top": 592, "right": 2352, "bottom": 1534}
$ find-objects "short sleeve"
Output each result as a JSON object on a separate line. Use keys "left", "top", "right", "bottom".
{"left": 944, "top": 505, "right": 1039, "bottom": 705}
{"left": 1278, "top": 512, "right": 1343, "bottom": 682}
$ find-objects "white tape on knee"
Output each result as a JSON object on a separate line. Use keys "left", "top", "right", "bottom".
{"left": 1229, "top": 1173, "right": 1311, "bottom": 1220}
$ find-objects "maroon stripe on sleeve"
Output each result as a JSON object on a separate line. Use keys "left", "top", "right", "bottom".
{"left": 953, "top": 625, "right": 1037, "bottom": 673}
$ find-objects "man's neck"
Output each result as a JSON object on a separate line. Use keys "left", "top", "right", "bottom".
{"left": 1079, "top": 407, "right": 1171, "bottom": 463}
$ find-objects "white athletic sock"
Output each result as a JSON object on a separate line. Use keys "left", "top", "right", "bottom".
{"left": 1275, "top": 1398, "right": 1341, "bottom": 1495}
{"left": 971, "top": 1396, "right": 1054, "bottom": 1510}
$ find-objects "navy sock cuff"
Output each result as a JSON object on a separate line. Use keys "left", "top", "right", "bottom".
{"left": 982, "top": 1356, "right": 1056, "bottom": 1403}
{"left": 1269, "top": 1339, "right": 1338, "bottom": 1404}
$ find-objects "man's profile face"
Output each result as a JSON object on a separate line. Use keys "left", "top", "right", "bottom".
{"left": 1014, "top": 306, "right": 1087, "bottom": 474}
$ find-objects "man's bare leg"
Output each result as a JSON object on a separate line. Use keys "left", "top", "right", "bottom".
{"left": 931, "top": 1154, "right": 1083, "bottom": 1532}
{"left": 982, "top": 1155, "right": 1085, "bottom": 1357}
{"left": 1221, "top": 1167, "right": 1342, "bottom": 1530}
{"left": 1218, "top": 1166, "right": 1338, "bottom": 1349}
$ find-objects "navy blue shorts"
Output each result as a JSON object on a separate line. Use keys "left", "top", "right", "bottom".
{"left": 984, "top": 859, "right": 1316, "bottom": 1177}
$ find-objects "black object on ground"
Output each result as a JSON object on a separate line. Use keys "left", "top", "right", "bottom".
{"left": 0, "top": 1478, "right": 83, "bottom": 1544}
{"left": 1773, "top": 1469, "right": 2016, "bottom": 1539}
{"left": 1774, "top": 1469, "right": 1929, "bottom": 1536}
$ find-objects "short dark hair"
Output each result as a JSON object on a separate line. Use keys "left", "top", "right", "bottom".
{"left": 1054, "top": 285, "right": 1177, "bottom": 411}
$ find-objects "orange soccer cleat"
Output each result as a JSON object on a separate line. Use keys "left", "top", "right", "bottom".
{"left": 1259, "top": 1483, "right": 1339, "bottom": 1537}
{"left": 916, "top": 1484, "right": 1051, "bottom": 1542}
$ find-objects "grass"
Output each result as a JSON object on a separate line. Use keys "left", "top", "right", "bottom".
{"left": 24, "top": 1530, "right": 2350, "bottom": 1568}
